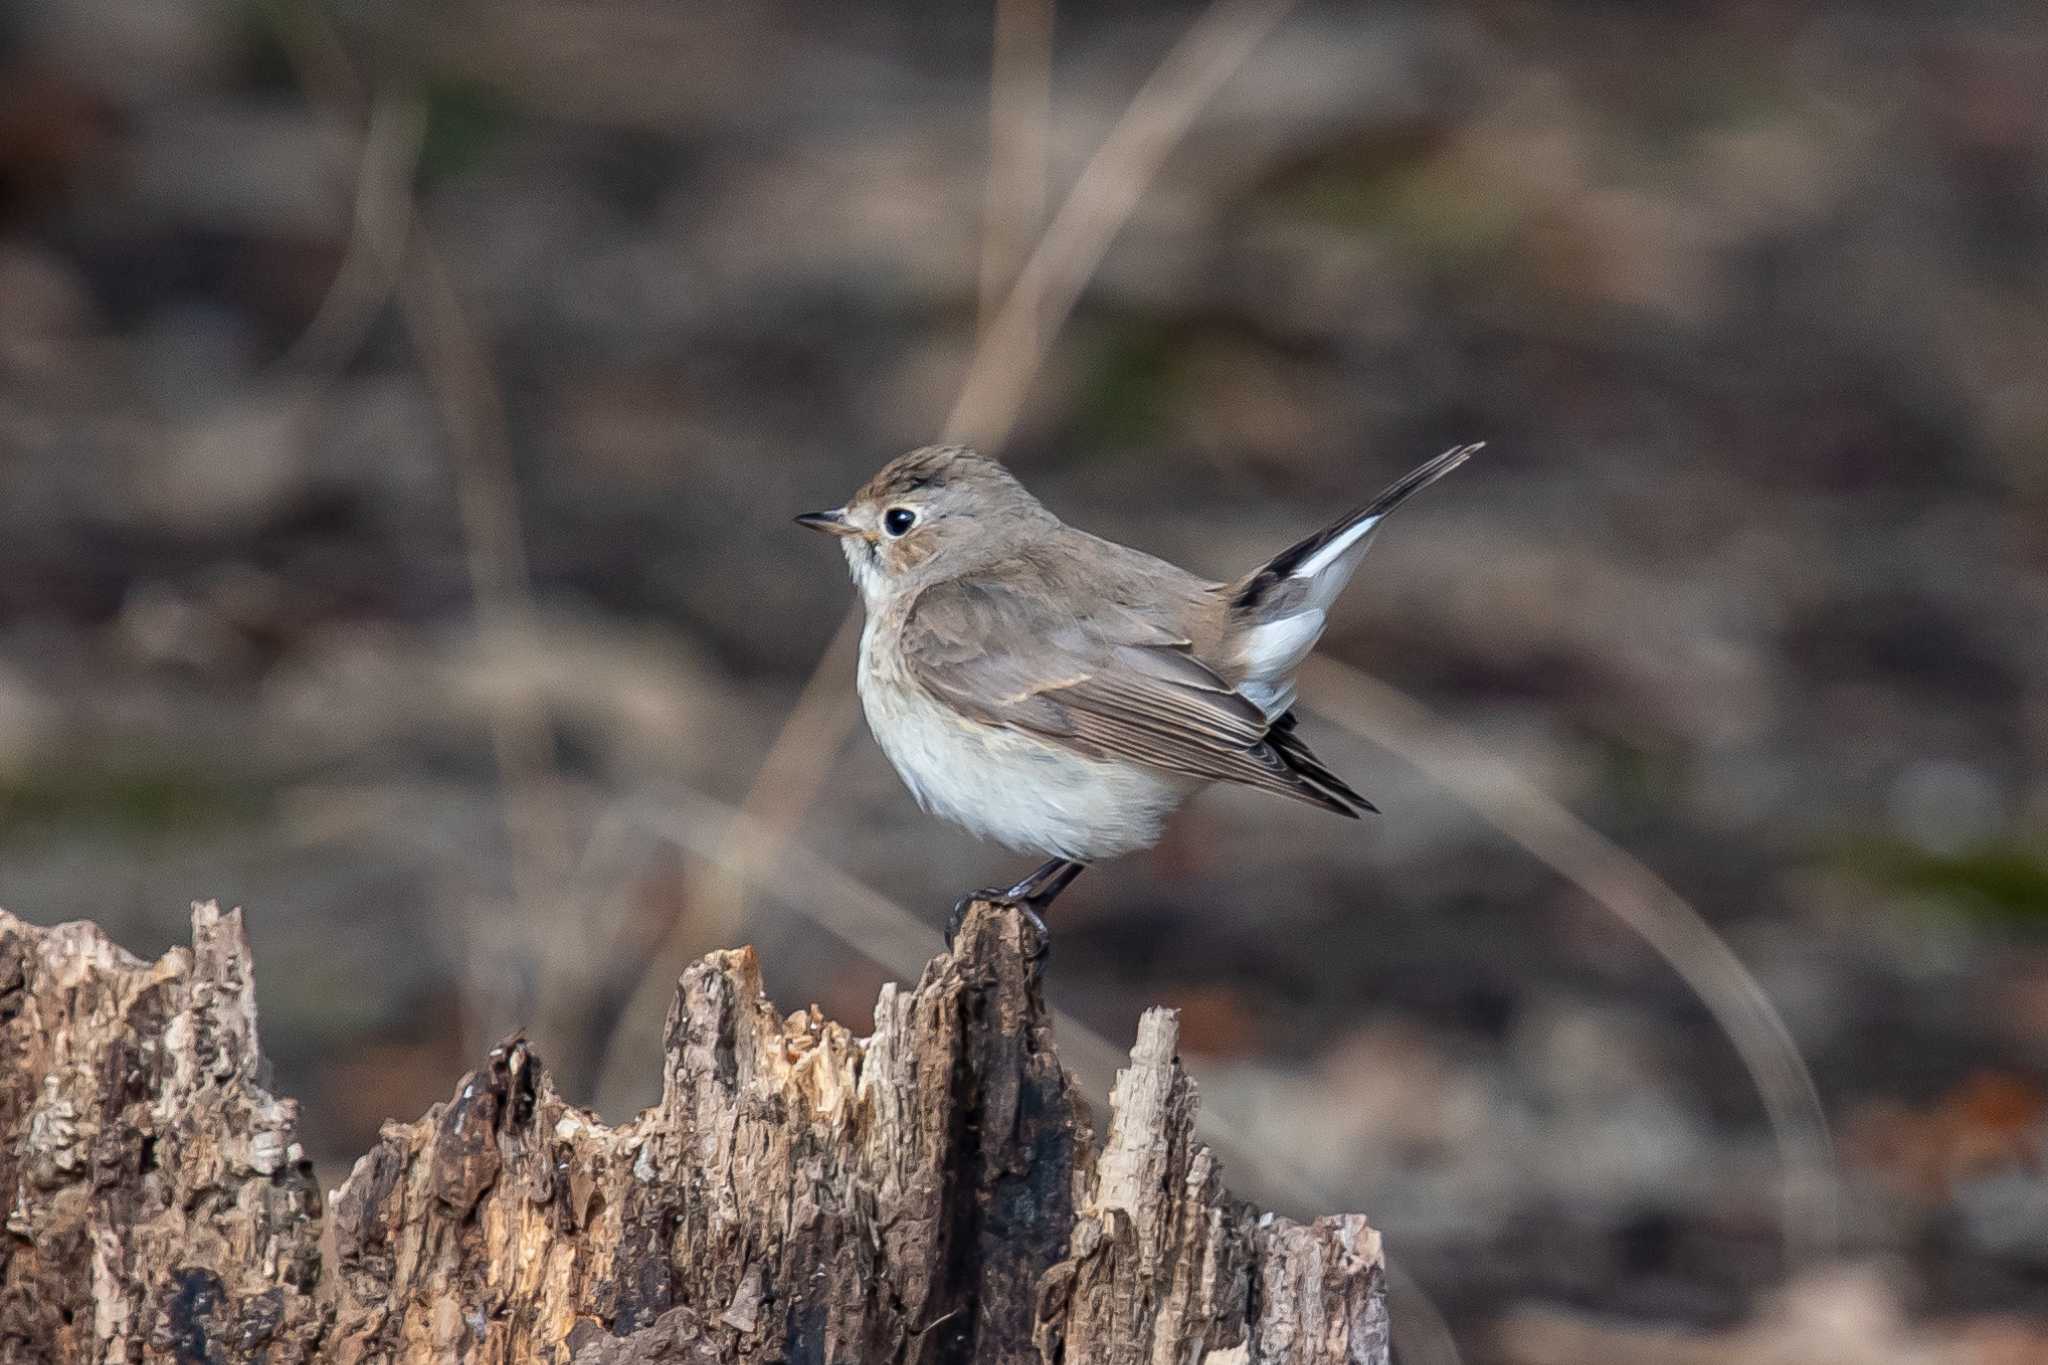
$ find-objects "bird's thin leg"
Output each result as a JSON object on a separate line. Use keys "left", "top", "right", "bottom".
{"left": 946, "top": 858, "right": 1087, "bottom": 952}
{"left": 1005, "top": 858, "right": 1087, "bottom": 907}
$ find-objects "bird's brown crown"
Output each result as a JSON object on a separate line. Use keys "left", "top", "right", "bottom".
{"left": 854, "top": 444, "right": 1012, "bottom": 508}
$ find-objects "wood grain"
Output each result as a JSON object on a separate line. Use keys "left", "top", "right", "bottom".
{"left": 0, "top": 900, "right": 1385, "bottom": 1363}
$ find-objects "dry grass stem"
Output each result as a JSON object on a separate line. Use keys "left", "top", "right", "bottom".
{"left": 274, "top": 89, "right": 427, "bottom": 381}
{"left": 1385, "top": 1258, "right": 1468, "bottom": 1365}
{"left": 944, "top": 0, "right": 1297, "bottom": 447}
{"left": 399, "top": 241, "right": 585, "bottom": 1050}
{"left": 978, "top": 0, "right": 1055, "bottom": 342}
{"left": 1297, "top": 655, "right": 1839, "bottom": 1266}
{"left": 266, "top": 0, "right": 581, "bottom": 1054}
{"left": 591, "top": 615, "right": 863, "bottom": 1097}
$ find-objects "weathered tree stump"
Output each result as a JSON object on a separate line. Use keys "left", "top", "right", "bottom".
{"left": 0, "top": 903, "right": 324, "bottom": 1363}
{"left": 0, "top": 901, "right": 1387, "bottom": 1363}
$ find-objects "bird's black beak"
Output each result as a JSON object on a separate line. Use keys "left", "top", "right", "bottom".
{"left": 795, "top": 508, "right": 861, "bottom": 538}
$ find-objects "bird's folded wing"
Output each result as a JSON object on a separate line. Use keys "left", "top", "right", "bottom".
{"left": 900, "top": 578, "right": 1348, "bottom": 811}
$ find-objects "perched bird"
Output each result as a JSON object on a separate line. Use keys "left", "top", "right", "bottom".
{"left": 797, "top": 441, "right": 1479, "bottom": 940}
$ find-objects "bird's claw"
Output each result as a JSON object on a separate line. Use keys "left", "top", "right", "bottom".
{"left": 945, "top": 891, "right": 1051, "bottom": 962}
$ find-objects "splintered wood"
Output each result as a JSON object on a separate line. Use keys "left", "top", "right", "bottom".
{"left": 0, "top": 901, "right": 1386, "bottom": 1363}
{"left": 0, "top": 903, "right": 324, "bottom": 1362}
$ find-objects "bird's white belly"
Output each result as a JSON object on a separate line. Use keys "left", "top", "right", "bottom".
{"left": 859, "top": 627, "right": 1188, "bottom": 862}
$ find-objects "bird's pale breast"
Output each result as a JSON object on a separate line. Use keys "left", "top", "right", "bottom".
{"left": 858, "top": 612, "right": 1191, "bottom": 863}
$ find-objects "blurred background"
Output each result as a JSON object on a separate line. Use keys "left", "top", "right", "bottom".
{"left": 3, "top": 0, "right": 2045, "bottom": 1359}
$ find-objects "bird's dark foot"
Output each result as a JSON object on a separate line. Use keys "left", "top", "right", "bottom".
{"left": 945, "top": 890, "right": 1050, "bottom": 960}
{"left": 944, "top": 859, "right": 1084, "bottom": 960}
{"left": 944, "top": 888, "right": 997, "bottom": 946}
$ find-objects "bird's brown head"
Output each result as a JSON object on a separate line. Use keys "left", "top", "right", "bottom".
{"left": 797, "top": 445, "right": 1048, "bottom": 603}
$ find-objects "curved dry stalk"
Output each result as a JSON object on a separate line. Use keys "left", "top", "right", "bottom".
{"left": 978, "top": 0, "right": 1056, "bottom": 340}
{"left": 1296, "top": 655, "right": 1839, "bottom": 1267}
{"left": 589, "top": 616, "right": 863, "bottom": 1102}
{"left": 259, "top": 3, "right": 421, "bottom": 387}
{"left": 1384, "top": 1259, "right": 1467, "bottom": 1365}
{"left": 944, "top": 0, "right": 1297, "bottom": 446}
{"left": 274, "top": 89, "right": 427, "bottom": 381}
{"left": 401, "top": 246, "right": 572, "bottom": 884}
{"left": 265, "top": 0, "right": 575, "bottom": 1057}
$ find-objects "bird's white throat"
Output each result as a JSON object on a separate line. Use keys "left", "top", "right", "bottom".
{"left": 840, "top": 537, "right": 890, "bottom": 607}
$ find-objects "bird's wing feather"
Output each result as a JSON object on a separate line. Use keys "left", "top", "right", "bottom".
{"left": 901, "top": 576, "right": 1358, "bottom": 814}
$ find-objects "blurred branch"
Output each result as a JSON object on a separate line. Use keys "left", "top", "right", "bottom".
{"left": 590, "top": 615, "right": 862, "bottom": 1101}
{"left": 978, "top": 0, "right": 1054, "bottom": 341}
{"left": 259, "top": 0, "right": 367, "bottom": 112}
{"left": 1297, "top": 655, "right": 1840, "bottom": 1269}
{"left": 1385, "top": 1259, "right": 1467, "bottom": 1365}
{"left": 944, "top": 0, "right": 1295, "bottom": 447}
{"left": 273, "top": 89, "right": 427, "bottom": 382}
{"left": 266, "top": 0, "right": 573, "bottom": 1055}
{"left": 398, "top": 241, "right": 572, "bottom": 890}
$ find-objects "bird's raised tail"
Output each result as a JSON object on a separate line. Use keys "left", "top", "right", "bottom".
{"left": 1224, "top": 442, "right": 1482, "bottom": 717}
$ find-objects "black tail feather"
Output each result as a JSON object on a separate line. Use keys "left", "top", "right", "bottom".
{"left": 1268, "top": 710, "right": 1376, "bottom": 816}
{"left": 1235, "top": 442, "right": 1482, "bottom": 611}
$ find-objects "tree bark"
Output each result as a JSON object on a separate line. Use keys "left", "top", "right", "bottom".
{"left": 0, "top": 903, "right": 325, "bottom": 1363}
{"left": 0, "top": 901, "right": 1386, "bottom": 1364}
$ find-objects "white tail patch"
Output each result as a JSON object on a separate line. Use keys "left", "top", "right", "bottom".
{"left": 1237, "top": 609, "right": 1325, "bottom": 676}
{"left": 1290, "top": 512, "right": 1385, "bottom": 592}
{"left": 1234, "top": 609, "right": 1324, "bottom": 717}
{"left": 1235, "top": 513, "right": 1386, "bottom": 719}
{"left": 1228, "top": 442, "right": 1479, "bottom": 721}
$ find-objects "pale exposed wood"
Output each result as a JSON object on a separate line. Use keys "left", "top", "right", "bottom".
{"left": 0, "top": 900, "right": 1386, "bottom": 1364}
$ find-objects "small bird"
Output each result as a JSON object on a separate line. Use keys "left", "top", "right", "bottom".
{"left": 797, "top": 441, "right": 1479, "bottom": 941}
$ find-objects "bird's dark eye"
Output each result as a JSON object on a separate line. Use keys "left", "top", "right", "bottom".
{"left": 883, "top": 507, "right": 917, "bottom": 537}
